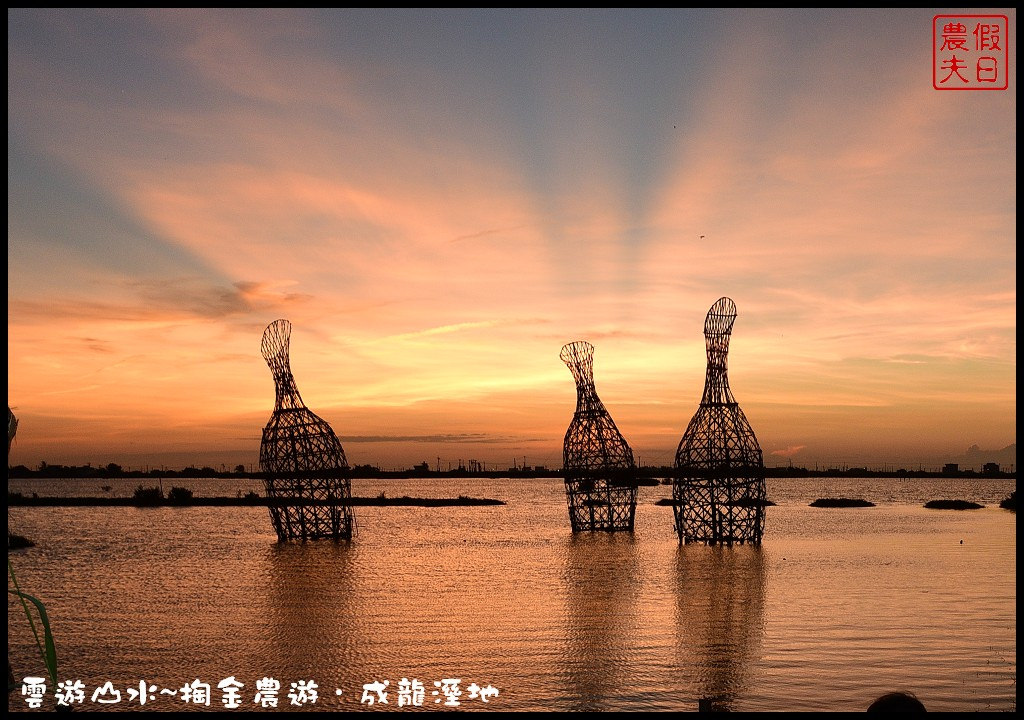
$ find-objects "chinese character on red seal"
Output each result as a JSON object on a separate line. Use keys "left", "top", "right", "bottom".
{"left": 934, "top": 15, "right": 1009, "bottom": 90}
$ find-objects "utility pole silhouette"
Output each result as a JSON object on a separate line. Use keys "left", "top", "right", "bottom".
{"left": 259, "top": 319, "right": 354, "bottom": 541}
{"left": 560, "top": 341, "right": 637, "bottom": 532}
{"left": 672, "top": 298, "right": 766, "bottom": 544}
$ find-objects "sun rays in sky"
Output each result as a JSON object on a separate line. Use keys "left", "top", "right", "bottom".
{"left": 7, "top": 9, "right": 1016, "bottom": 469}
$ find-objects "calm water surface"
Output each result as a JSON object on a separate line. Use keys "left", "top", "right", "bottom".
{"left": 7, "top": 477, "right": 1016, "bottom": 712}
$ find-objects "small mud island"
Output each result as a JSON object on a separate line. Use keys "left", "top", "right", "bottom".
{"left": 923, "top": 500, "right": 984, "bottom": 510}
{"left": 810, "top": 498, "right": 875, "bottom": 508}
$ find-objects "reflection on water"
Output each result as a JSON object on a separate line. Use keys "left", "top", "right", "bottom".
{"left": 560, "top": 534, "right": 641, "bottom": 711}
{"left": 5, "top": 477, "right": 1016, "bottom": 712}
{"left": 675, "top": 545, "right": 766, "bottom": 711}
{"left": 261, "top": 543, "right": 361, "bottom": 682}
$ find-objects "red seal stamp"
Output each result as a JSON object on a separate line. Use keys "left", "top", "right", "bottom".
{"left": 933, "top": 15, "right": 1009, "bottom": 90}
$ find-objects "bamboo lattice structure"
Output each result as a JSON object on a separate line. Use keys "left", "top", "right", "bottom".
{"left": 259, "top": 319, "right": 354, "bottom": 541}
{"left": 672, "top": 298, "right": 766, "bottom": 544}
{"left": 560, "top": 341, "right": 637, "bottom": 532}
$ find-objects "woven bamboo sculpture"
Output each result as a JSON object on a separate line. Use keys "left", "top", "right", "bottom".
{"left": 673, "top": 298, "right": 766, "bottom": 544}
{"left": 259, "top": 319, "right": 354, "bottom": 541}
{"left": 560, "top": 341, "right": 638, "bottom": 532}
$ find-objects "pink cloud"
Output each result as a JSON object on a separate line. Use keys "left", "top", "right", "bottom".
{"left": 770, "top": 445, "right": 806, "bottom": 458}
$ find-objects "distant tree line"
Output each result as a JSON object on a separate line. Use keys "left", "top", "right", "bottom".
{"left": 6, "top": 461, "right": 1014, "bottom": 480}
{"left": 7, "top": 462, "right": 249, "bottom": 479}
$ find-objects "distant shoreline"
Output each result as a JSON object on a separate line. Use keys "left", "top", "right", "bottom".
{"left": 6, "top": 465, "right": 1016, "bottom": 481}
{"left": 7, "top": 495, "right": 505, "bottom": 508}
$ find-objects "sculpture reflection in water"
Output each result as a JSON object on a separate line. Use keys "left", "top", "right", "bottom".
{"left": 673, "top": 298, "right": 767, "bottom": 545}
{"left": 259, "top": 319, "right": 355, "bottom": 541}
{"left": 674, "top": 546, "right": 766, "bottom": 711}
{"left": 560, "top": 535, "right": 641, "bottom": 710}
{"left": 261, "top": 544, "right": 361, "bottom": 681}
{"left": 560, "top": 341, "right": 638, "bottom": 532}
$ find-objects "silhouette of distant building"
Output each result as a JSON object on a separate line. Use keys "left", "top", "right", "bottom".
{"left": 943, "top": 463, "right": 959, "bottom": 474}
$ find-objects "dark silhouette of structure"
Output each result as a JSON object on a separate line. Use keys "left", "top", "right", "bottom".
{"left": 673, "top": 298, "right": 766, "bottom": 544}
{"left": 560, "top": 341, "right": 637, "bottom": 532}
{"left": 867, "top": 691, "right": 927, "bottom": 713}
{"left": 8, "top": 406, "right": 22, "bottom": 549}
{"left": 259, "top": 319, "right": 354, "bottom": 541}
{"left": 8, "top": 406, "right": 16, "bottom": 454}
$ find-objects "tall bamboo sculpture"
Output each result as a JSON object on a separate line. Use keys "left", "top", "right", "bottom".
{"left": 560, "top": 341, "right": 638, "bottom": 532}
{"left": 672, "top": 298, "right": 766, "bottom": 544}
{"left": 259, "top": 319, "right": 354, "bottom": 541}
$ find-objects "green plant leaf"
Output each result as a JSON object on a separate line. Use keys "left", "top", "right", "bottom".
{"left": 8, "top": 589, "right": 58, "bottom": 686}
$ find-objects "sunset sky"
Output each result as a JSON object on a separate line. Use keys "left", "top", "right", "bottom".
{"left": 7, "top": 9, "right": 1016, "bottom": 471}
